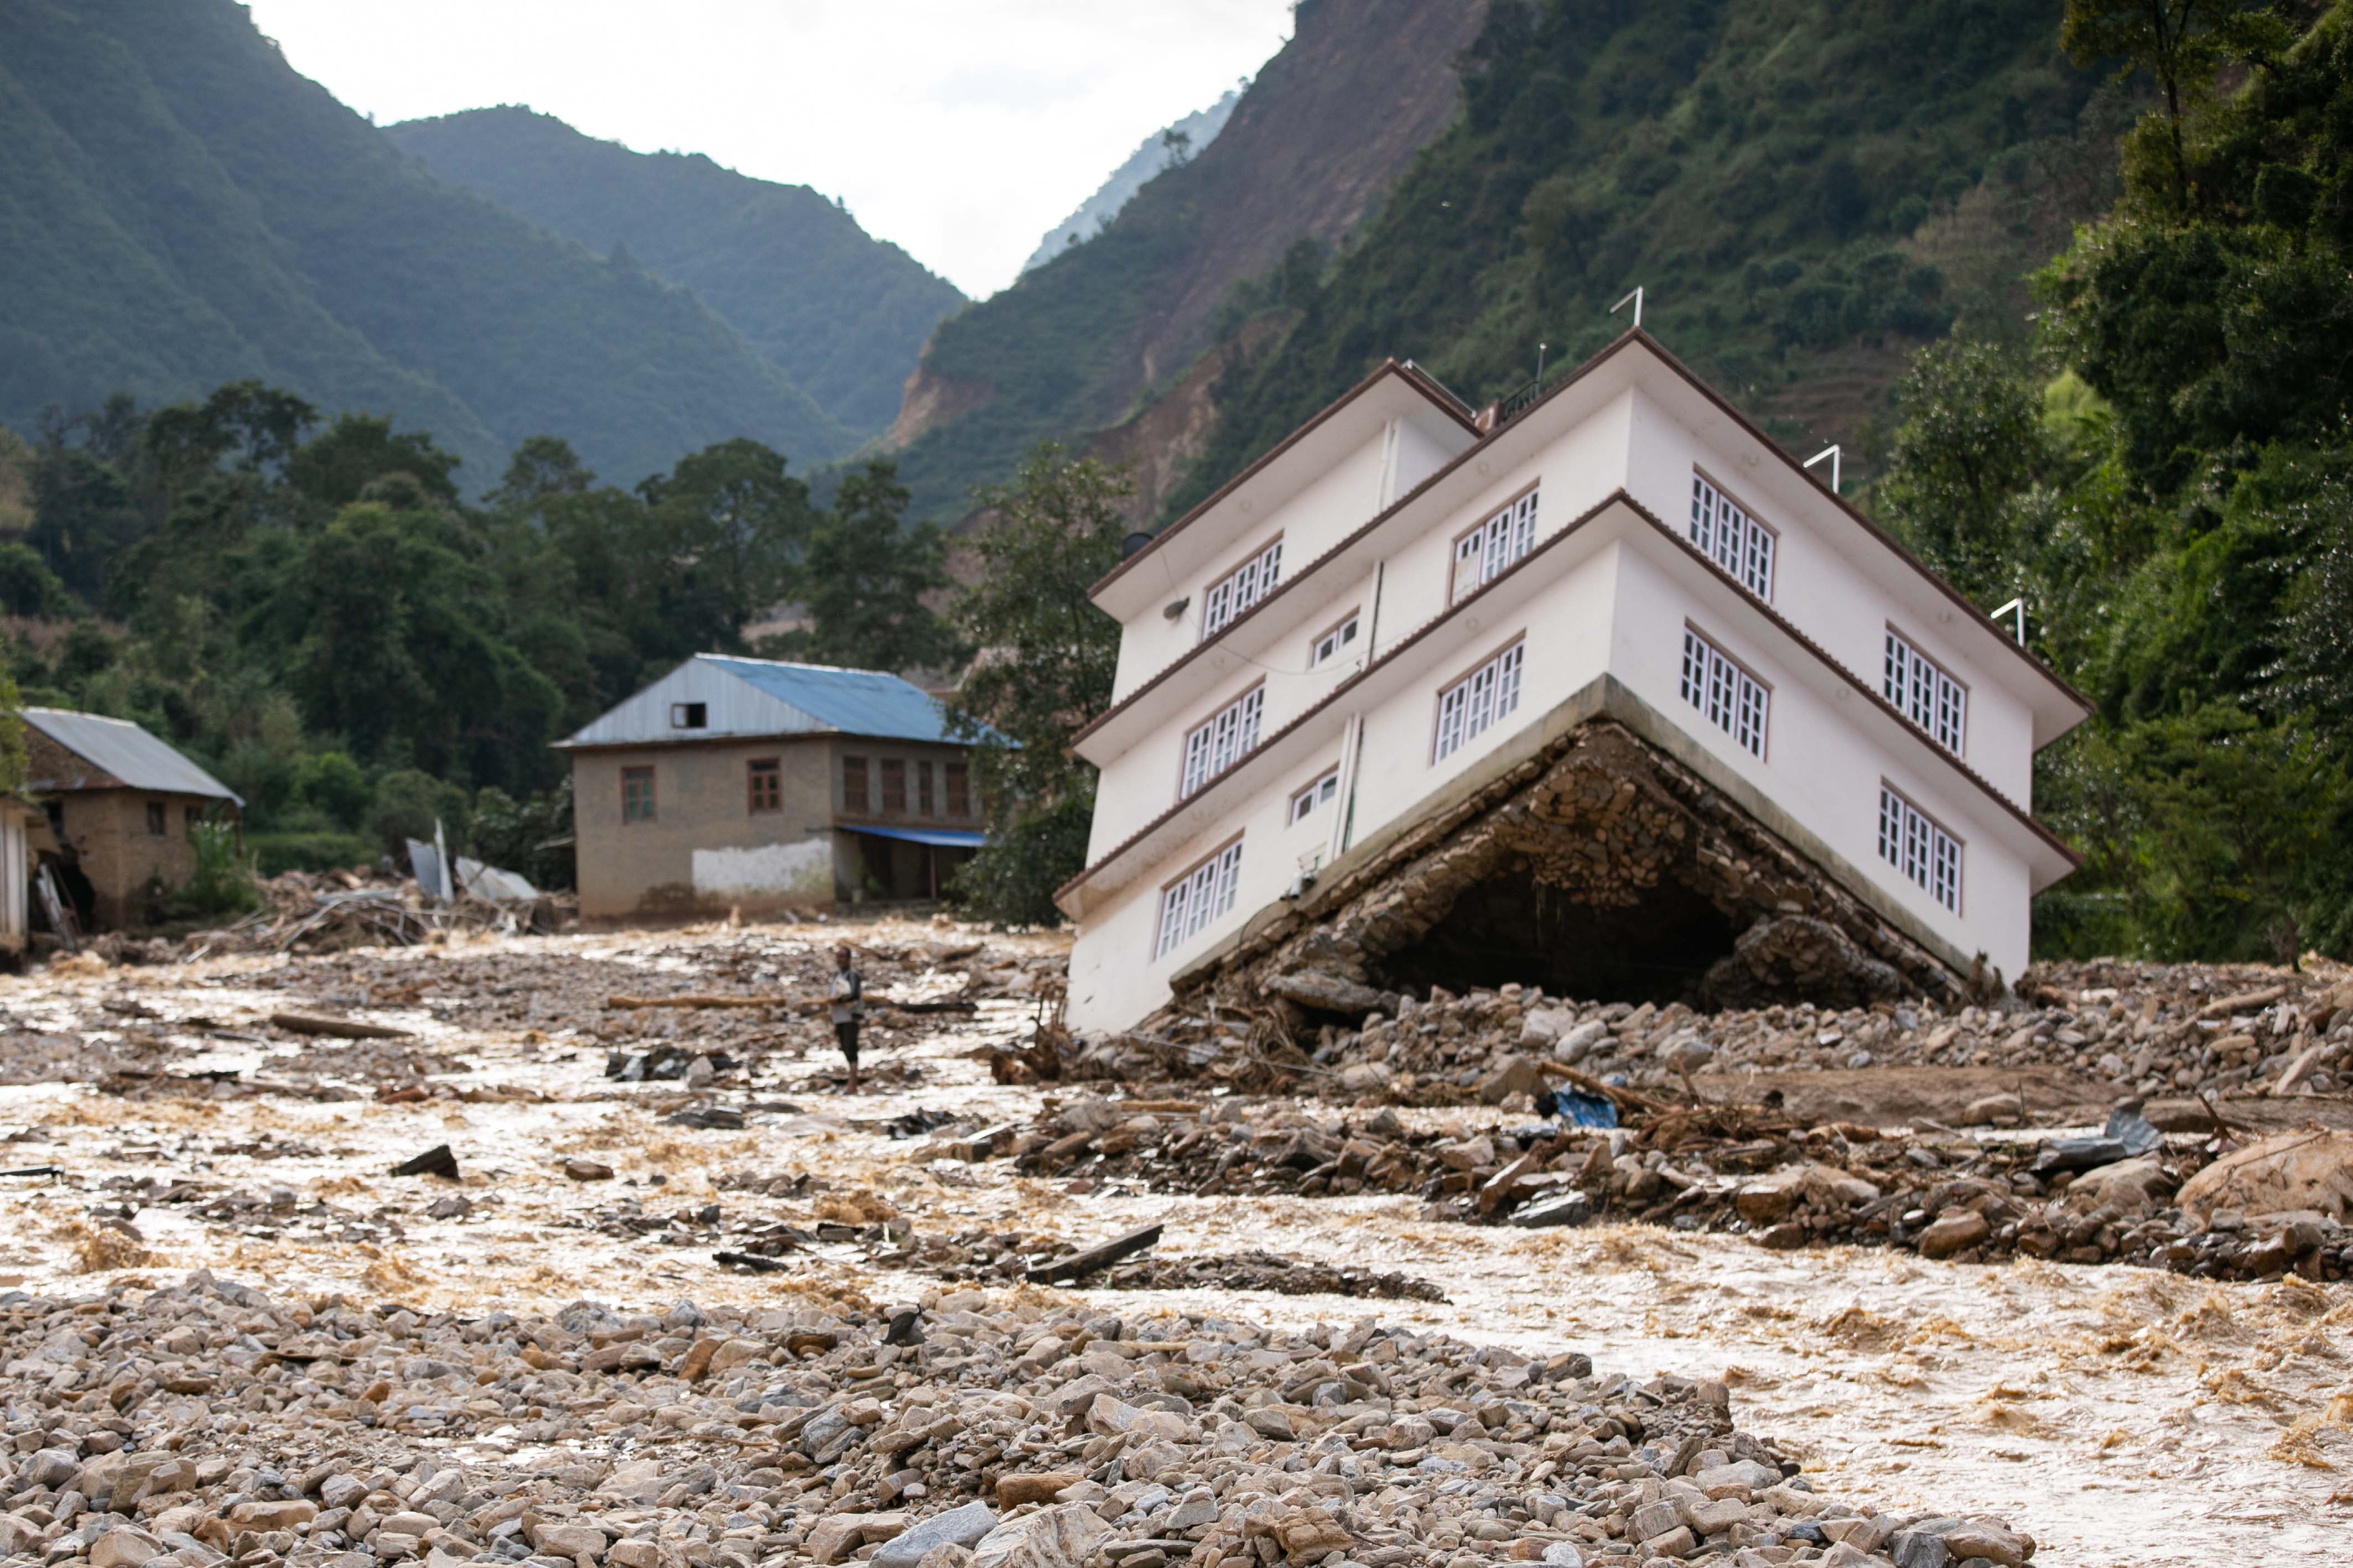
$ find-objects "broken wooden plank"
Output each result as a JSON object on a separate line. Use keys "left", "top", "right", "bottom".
{"left": 1025, "top": 1222, "right": 1164, "bottom": 1284}
{"left": 270, "top": 1012, "right": 414, "bottom": 1040}
{"left": 713, "top": 1250, "right": 797, "bottom": 1273}
{"left": 606, "top": 993, "right": 790, "bottom": 1010}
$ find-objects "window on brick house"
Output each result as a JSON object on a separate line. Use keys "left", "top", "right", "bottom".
{"left": 184, "top": 806, "right": 201, "bottom": 840}
{"left": 917, "top": 760, "right": 934, "bottom": 817}
{"left": 621, "top": 767, "right": 656, "bottom": 823}
{"left": 146, "top": 800, "right": 167, "bottom": 836}
{"left": 946, "top": 760, "right": 971, "bottom": 817}
{"left": 843, "top": 756, "right": 869, "bottom": 814}
{"left": 881, "top": 759, "right": 907, "bottom": 815}
{"left": 747, "top": 758, "right": 781, "bottom": 814}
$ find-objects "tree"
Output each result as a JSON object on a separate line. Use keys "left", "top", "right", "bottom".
{"left": 2061, "top": 0, "right": 2290, "bottom": 215}
{"left": 941, "top": 444, "right": 1133, "bottom": 925}
{"left": 632, "top": 437, "right": 818, "bottom": 654}
{"left": 1874, "top": 340, "right": 2056, "bottom": 603}
{"left": 285, "top": 414, "right": 463, "bottom": 510}
{"left": 760, "top": 460, "right": 960, "bottom": 673}
{"left": 487, "top": 435, "right": 596, "bottom": 517}
{"left": 143, "top": 381, "right": 317, "bottom": 497}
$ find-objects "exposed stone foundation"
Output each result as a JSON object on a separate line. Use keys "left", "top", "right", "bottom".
{"left": 1173, "top": 720, "right": 1977, "bottom": 1023}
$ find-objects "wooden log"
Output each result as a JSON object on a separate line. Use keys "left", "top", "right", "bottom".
{"left": 606, "top": 993, "right": 791, "bottom": 1010}
{"left": 271, "top": 1012, "right": 414, "bottom": 1040}
{"left": 1025, "top": 1222, "right": 1165, "bottom": 1284}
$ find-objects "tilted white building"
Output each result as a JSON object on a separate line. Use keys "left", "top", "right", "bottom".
{"left": 1055, "top": 329, "right": 2092, "bottom": 1035}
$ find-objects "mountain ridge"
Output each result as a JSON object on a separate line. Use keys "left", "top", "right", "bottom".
{"left": 386, "top": 107, "right": 967, "bottom": 440}
{"left": 0, "top": 0, "right": 856, "bottom": 488}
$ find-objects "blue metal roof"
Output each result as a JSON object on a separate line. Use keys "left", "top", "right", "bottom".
{"left": 702, "top": 657, "right": 960, "bottom": 744}
{"left": 846, "top": 825, "right": 986, "bottom": 848}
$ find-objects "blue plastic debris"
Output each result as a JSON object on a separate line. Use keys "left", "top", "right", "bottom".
{"left": 1533, "top": 1086, "right": 1618, "bottom": 1128}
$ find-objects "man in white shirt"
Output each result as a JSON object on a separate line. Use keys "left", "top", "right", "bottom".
{"left": 829, "top": 945, "right": 865, "bottom": 1092}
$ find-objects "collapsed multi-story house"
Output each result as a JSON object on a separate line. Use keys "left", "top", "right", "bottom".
{"left": 1056, "top": 328, "right": 2092, "bottom": 1035}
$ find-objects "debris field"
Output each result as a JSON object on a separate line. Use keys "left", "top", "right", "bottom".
{"left": 0, "top": 920, "right": 2340, "bottom": 1568}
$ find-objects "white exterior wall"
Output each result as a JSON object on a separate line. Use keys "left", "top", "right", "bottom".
{"left": 1068, "top": 522, "right": 2039, "bottom": 1031}
{"left": 1067, "top": 341, "right": 2080, "bottom": 1035}
{"left": 1607, "top": 540, "right": 2032, "bottom": 975}
{"left": 1367, "top": 394, "right": 1633, "bottom": 660}
{"left": 1620, "top": 388, "right": 2038, "bottom": 808}
{"left": 1109, "top": 429, "right": 1393, "bottom": 706}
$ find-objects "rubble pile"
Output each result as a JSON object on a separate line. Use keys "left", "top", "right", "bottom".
{"left": 186, "top": 872, "right": 572, "bottom": 959}
{"left": 1086, "top": 962, "right": 2353, "bottom": 1109}
{"left": 0, "top": 1270, "right": 2042, "bottom": 1568}
{"left": 986, "top": 1092, "right": 2353, "bottom": 1282}
{"left": 1168, "top": 722, "right": 1968, "bottom": 1018}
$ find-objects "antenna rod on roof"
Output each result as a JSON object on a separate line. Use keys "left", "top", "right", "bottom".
{"left": 1803, "top": 444, "right": 1841, "bottom": 494}
{"left": 1611, "top": 287, "right": 1644, "bottom": 329}
{"left": 1990, "top": 597, "right": 2027, "bottom": 644}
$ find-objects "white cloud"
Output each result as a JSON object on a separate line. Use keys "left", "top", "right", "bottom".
{"left": 241, "top": 0, "right": 1292, "bottom": 298}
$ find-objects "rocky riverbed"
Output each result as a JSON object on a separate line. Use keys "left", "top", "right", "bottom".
{"left": 0, "top": 923, "right": 2340, "bottom": 1568}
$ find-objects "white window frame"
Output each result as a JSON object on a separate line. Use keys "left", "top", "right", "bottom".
{"left": 1878, "top": 784, "right": 1962, "bottom": 913}
{"left": 1155, "top": 836, "right": 1244, "bottom": 960}
{"left": 1689, "top": 471, "right": 1776, "bottom": 600}
{"left": 1201, "top": 536, "right": 1284, "bottom": 639}
{"left": 1180, "top": 685, "right": 1264, "bottom": 799}
{"left": 1432, "top": 639, "right": 1526, "bottom": 763}
{"left": 1309, "top": 609, "right": 1361, "bottom": 668}
{"left": 1451, "top": 488, "right": 1540, "bottom": 605}
{"left": 1883, "top": 627, "right": 1967, "bottom": 757}
{"left": 1679, "top": 626, "right": 1769, "bottom": 759}
{"left": 1289, "top": 767, "right": 1341, "bottom": 825}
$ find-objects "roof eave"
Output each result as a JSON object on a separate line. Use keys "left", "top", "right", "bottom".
{"left": 1087, "top": 358, "right": 1479, "bottom": 608}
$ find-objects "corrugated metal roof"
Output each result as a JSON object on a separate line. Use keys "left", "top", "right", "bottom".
{"left": 22, "top": 709, "right": 243, "bottom": 804}
{"left": 702, "top": 657, "right": 960, "bottom": 743}
{"left": 555, "top": 654, "right": 978, "bottom": 748}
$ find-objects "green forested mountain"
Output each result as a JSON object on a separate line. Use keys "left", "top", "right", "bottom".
{"left": 1170, "top": 0, "right": 2108, "bottom": 518}
{"left": 386, "top": 107, "right": 966, "bottom": 440}
{"left": 0, "top": 0, "right": 850, "bottom": 491}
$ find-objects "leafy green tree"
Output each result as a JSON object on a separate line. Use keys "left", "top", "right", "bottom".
{"left": 0, "top": 543, "right": 75, "bottom": 617}
{"left": 292, "top": 750, "right": 372, "bottom": 831}
{"left": 2061, "top": 0, "right": 2290, "bottom": 215}
{"left": 144, "top": 381, "right": 317, "bottom": 497}
{"left": 284, "top": 415, "right": 463, "bottom": 510}
{"left": 942, "top": 444, "right": 1132, "bottom": 925}
{"left": 487, "top": 435, "right": 595, "bottom": 516}
{"left": 1875, "top": 340, "right": 2058, "bottom": 603}
{"left": 760, "top": 460, "right": 960, "bottom": 673}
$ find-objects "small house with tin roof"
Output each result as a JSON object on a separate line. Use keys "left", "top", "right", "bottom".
{"left": 555, "top": 654, "right": 988, "bottom": 923}
{"left": 22, "top": 707, "right": 243, "bottom": 931}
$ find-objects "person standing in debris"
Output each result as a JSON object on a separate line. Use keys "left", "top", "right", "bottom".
{"left": 829, "top": 945, "right": 865, "bottom": 1092}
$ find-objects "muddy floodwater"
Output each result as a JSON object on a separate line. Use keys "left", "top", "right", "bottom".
{"left": 0, "top": 920, "right": 2345, "bottom": 1566}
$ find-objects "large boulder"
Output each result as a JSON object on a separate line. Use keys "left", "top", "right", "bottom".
{"left": 2177, "top": 1129, "right": 2353, "bottom": 1223}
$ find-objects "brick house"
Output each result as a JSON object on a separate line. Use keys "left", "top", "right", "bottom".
{"left": 23, "top": 708, "right": 243, "bottom": 931}
{"left": 556, "top": 655, "right": 988, "bottom": 924}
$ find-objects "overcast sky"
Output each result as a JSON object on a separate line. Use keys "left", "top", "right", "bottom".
{"left": 242, "top": 0, "right": 1294, "bottom": 299}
